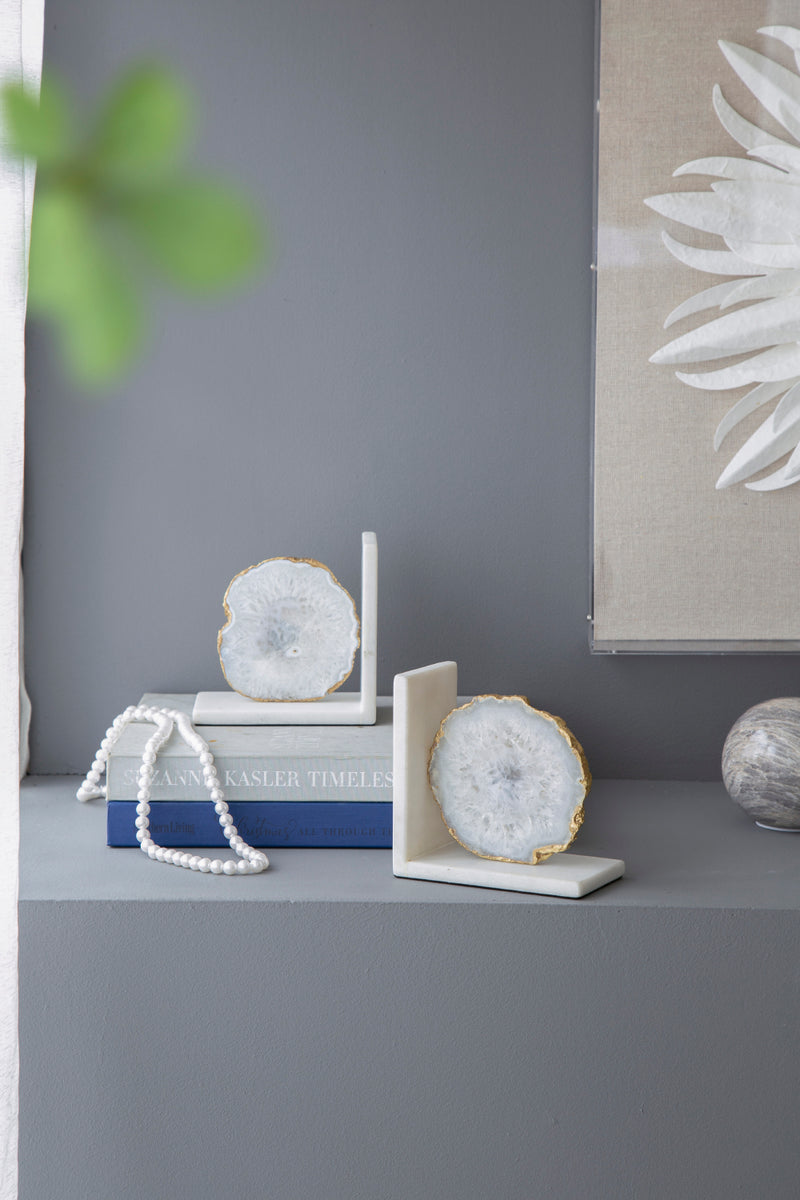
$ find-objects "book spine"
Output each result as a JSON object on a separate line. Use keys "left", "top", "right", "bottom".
{"left": 106, "top": 755, "right": 393, "bottom": 801}
{"left": 107, "top": 800, "right": 392, "bottom": 848}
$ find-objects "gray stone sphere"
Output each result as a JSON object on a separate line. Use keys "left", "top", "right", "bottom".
{"left": 722, "top": 698, "right": 800, "bottom": 829}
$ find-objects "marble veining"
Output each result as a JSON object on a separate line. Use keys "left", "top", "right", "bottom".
{"left": 722, "top": 697, "right": 800, "bottom": 828}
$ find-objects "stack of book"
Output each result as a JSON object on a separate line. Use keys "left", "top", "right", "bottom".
{"left": 105, "top": 693, "right": 393, "bottom": 848}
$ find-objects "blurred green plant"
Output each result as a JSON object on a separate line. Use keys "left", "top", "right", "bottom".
{"left": 2, "top": 63, "right": 266, "bottom": 388}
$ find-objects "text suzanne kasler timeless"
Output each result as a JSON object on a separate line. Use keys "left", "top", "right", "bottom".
{"left": 119, "top": 767, "right": 394, "bottom": 791}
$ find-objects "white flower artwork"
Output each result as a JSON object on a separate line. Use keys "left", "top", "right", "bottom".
{"left": 646, "top": 26, "right": 800, "bottom": 492}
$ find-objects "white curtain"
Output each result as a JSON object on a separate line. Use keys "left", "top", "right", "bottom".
{"left": 0, "top": 3, "right": 44, "bottom": 1196}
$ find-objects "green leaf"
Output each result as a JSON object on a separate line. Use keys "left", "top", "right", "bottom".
{"left": 91, "top": 63, "right": 191, "bottom": 184}
{"left": 1, "top": 76, "right": 72, "bottom": 166}
{"left": 120, "top": 178, "right": 264, "bottom": 292}
{"left": 28, "top": 188, "right": 142, "bottom": 386}
{"left": 28, "top": 188, "right": 94, "bottom": 310}
{"left": 56, "top": 263, "right": 142, "bottom": 387}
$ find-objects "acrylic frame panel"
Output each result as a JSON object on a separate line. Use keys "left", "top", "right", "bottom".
{"left": 591, "top": 0, "right": 800, "bottom": 652}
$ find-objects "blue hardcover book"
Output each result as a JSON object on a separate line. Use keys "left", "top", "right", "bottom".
{"left": 107, "top": 800, "right": 392, "bottom": 848}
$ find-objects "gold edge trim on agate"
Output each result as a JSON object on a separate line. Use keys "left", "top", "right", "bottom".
{"left": 217, "top": 556, "right": 361, "bottom": 703}
{"left": 428, "top": 694, "right": 591, "bottom": 866}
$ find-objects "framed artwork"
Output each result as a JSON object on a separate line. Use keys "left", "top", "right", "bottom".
{"left": 592, "top": 0, "right": 800, "bottom": 651}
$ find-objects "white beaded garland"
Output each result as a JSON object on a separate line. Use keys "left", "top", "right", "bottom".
{"left": 76, "top": 705, "right": 269, "bottom": 876}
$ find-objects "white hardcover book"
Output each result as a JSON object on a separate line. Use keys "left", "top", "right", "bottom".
{"left": 105, "top": 694, "right": 393, "bottom": 802}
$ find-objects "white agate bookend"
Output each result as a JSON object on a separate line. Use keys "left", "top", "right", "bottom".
{"left": 193, "top": 532, "right": 377, "bottom": 726}
{"left": 393, "top": 663, "right": 624, "bottom": 898}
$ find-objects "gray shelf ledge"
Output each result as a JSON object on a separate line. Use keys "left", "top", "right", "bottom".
{"left": 20, "top": 774, "right": 800, "bottom": 909}
{"left": 20, "top": 775, "right": 800, "bottom": 1200}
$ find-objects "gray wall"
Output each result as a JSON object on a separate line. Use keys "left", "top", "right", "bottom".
{"left": 23, "top": 0, "right": 800, "bottom": 779}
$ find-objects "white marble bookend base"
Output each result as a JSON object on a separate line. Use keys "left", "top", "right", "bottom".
{"left": 193, "top": 690, "right": 376, "bottom": 726}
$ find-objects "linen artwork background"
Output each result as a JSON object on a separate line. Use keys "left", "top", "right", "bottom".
{"left": 593, "top": 0, "right": 800, "bottom": 647}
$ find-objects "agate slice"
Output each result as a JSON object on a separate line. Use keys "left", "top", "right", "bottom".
{"left": 428, "top": 695, "right": 590, "bottom": 865}
{"left": 218, "top": 557, "right": 359, "bottom": 701}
